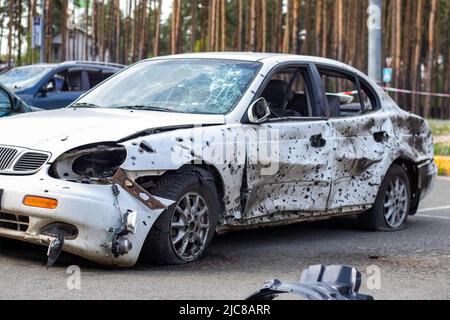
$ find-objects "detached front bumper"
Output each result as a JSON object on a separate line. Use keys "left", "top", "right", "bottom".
{"left": 0, "top": 167, "right": 168, "bottom": 266}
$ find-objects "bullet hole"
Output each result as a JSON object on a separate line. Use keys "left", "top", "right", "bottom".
{"left": 140, "top": 141, "right": 156, "bottom": 153}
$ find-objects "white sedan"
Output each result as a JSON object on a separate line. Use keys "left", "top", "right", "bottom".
{"left": 0, "top": 53, "right": 437, "bottom": 267}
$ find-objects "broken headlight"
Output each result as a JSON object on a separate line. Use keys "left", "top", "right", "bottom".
{"left": 50, "top": 143, "right": 127, "bottom": 182}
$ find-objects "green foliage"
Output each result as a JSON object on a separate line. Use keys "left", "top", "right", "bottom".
{"left": 434, "top": 143, "right": 450, "bottom": 156}
{"left": 428, "top": 120, "right": 450, "bottom": 136}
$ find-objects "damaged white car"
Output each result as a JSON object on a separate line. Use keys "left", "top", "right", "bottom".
{"left": 0, "top": 53, "right": 437, "bottom": 267}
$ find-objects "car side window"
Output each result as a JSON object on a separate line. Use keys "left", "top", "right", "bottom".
{"left": 86, "top": 69, "right": 104, "bottom": 88}
{"left": 319, "top": 69, "right": 376, "bottom": 118}
{"left": 46, "top": 70, "right": 75, "bottom": 92}
{"left": 0, "top": 89, "right": 12, "bottom": 110}
{"left": 66, "top": 69, "right": 83, "bottom": 91}
{"left": 260, "top": 67, "right": 312, "bottom": 118}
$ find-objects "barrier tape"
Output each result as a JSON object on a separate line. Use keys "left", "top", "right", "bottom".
{"left": 382, "top": 87, "right": 450, "bottom": 98}
{"left": 341, "top": 88, "right": 450, "bottom": 98}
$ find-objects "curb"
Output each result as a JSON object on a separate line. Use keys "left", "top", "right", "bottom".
{"left": 435, "top": 156, "right": 450, "bottom": 176}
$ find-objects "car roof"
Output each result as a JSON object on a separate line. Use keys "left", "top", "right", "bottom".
{"left": 157, "top": 52, "right": 284, "bottom": 61}
{"left": 153, "top": 52, "right": 347, "bottom": 65}
{"left": 151, "top": 52, "right": 362, "bottom": 74}
{"left": 12, "top": 61, "right": 124, "bottom": 70}
{"left": 59, "top": 60, "right": 125, "bottom": 69}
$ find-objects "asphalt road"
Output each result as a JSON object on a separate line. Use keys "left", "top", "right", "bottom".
{"left": 1, "top": 178, "right": 449, "bottom": 300}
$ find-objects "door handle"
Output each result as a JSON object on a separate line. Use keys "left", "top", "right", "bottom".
{"left": 310, "top": 134, "right": 327, "bottom": 148}
{"left": 373, "top": 131, "right": 389, "bottom": 143}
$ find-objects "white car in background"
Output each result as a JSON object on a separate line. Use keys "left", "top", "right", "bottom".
{"left": 0, "top": 53, "right": 436, "bottom": 267}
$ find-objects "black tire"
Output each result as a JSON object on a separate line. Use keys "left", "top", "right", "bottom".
{"left": 358, "top": 164, "right": 411, "bottom": 231}
{"left": 141, "top": 166, "right": 220, "bottom": 265}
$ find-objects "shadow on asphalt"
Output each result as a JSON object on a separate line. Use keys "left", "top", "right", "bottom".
{"left": 0, "top": 216, "right": 362, "bottom": 270}
{"left": 2, "top": 214, "right": 437, "bottom": 272}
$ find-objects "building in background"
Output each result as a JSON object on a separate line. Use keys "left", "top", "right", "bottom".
{"left": 52, "top": 29, "right": 93, "bottom": 62}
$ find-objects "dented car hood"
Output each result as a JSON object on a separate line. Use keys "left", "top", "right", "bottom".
{"left": 0, "top": 108, "right": 225, "bottom": 160}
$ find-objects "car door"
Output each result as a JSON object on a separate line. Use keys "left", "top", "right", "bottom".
{"left": 33, "top": 68, "right": 89, "bottom": 109}
{"left": 242, "top": 63, "right": 333, "bottom": 220}
{"left": 317, "top": 66, "right": 392, "bottom": 210}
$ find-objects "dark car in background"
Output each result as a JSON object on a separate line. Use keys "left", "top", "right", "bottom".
{"left": 0, "top": 61, "right": 124, "bottom": 110}
{"left": 0, "top": 82, "right": 33, "bottom": 117}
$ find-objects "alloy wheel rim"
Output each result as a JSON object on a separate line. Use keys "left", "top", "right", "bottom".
{"left": 383, "top": 177, "right": 408, "bottom": 229}
{"left": 170, "top": 192, "right": 210, "bottom": 261}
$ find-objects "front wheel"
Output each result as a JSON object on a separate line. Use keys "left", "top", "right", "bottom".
{"left": 141, "top": 167, "right": 220, "bottom": 265}
{"left": 359, "top": 164, "right": 411, "bottom": 231}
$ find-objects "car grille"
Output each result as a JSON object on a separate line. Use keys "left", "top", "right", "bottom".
{"left": 0, "top": 212, "right": 29, "bottom": 232}
{"left": 0, "top": 147, "right": 18, "bottom": 170}
{"left": 0, "top": 146, "right": 50, "bottom": 175}
{"left": 14, "top": 152, "right": 50, "bottom": 172}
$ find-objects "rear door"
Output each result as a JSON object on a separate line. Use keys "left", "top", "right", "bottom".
{"left": 317, "top": 66, "right": 392, "bottom": 210}
{"left": 85, "top": 67, "right": 117, "bottom": 89}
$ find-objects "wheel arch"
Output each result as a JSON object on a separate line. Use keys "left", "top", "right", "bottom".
{"left": 391, "top": 157, "right": 420, "bottom": 215}
{"left": 138, "top": 161, "right": 226, "bottom": 218}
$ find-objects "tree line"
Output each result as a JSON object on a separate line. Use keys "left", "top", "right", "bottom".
{"left": 0, "top": 0, "right": 448, "bottom": 118}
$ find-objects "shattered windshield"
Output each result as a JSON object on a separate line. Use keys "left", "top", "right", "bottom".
{"left": 75, "top": 59, "right": 261, "bottom": 114}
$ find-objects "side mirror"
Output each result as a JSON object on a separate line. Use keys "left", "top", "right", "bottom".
{"left": 247, "top": 97, "right": 270, "bottom": 124}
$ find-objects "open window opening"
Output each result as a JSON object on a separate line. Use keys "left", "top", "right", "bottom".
{"left": 318, "top": 68, "right": 378, "bottom": 118}
{"left": 260, "top": 67, "right": 314, "bottom": 119}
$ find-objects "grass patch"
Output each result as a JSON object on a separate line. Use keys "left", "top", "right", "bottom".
{"left": 428, "top": 119, "right": 450, "bottom": 136}
{"left": 434, "top": 143, "right": 450, "bottom": 156}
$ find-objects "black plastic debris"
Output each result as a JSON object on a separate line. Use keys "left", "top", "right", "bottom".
{"left": 246, "top": 265, "right": 374, "bottom": 301}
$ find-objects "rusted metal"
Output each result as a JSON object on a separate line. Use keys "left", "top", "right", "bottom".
{"left": 111, "top": 168, "right": 167, "bottom": 210}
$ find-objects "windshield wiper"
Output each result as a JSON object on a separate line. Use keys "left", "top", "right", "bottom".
{"left": 116, "top": 105, "right": 172, "bottom": 112}
{"left": 71, "top": 102, "right": 101, "bottom": 108}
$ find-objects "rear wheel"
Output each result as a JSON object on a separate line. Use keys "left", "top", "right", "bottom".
{"left": 141, "top": 167, "right": 220, "bottom": 265}
{"left": 359, "top": 164, "right": 411, "bottom": 231}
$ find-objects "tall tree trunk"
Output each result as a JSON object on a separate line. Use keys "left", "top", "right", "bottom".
{"left": 221, "top": 0, "right": 226, "bottom": 51}
{"left": 237, "top": 0, "right": 243, "bottom": 51}
{"left": 336, "top": 0, "right": 344, "bottom": 62}
{"left": 61, "top": 0, "right": 68, "bottom": 61}
{"left": 99, "top": 0, "right": 104, "bottom": 61}
{"left": 92, "top": 0, "right": 97, "bottom": 60}
{"left": 315, "top": 0, "right": 322, "bottom": 56}
{"left": 208, "top": 0, "right": 214, "bottom": 51}
{"left": 400, "top": 0, "right": 414, "bottom": 109}
{"left": 153, "top": 0, "right": 161, "bottom": 57}
{"left": 84, "top": 0, "right": 90, "bottom": 60}
{"left": 291, "top": 0, "right": 298, "bottom": 54}
{"left": 321, "top": 0, "right": 327, "bottom": 58}
{"left": 282, "top": 0, "right": 291, "bottom": 53}
{"left": 424, "top": 0, "right": 438, "bottom": 118}
{"left": 27, "top": 0, "right": 33, "bottom": 64}
{"left": 115, "top": 0, "right": 120, "bottom": 62}
{"left": 214, "top": 0, "right": 219, "bottom": 51}
{"left": 261, "top": 0, "right": 266, "bottom": 52}
{"left": 444, "top": 3, "right": 450, "bottom": 119}
{"left": 394, "top": 0, "right": 402, "bottom": 91}
{"left": 411, "top": 0, "right": 424, "bottom": 114}
{"left": 139, "top": 0, "right": 148, "bottom": 59}
{"left": 191, "top": 0, "right": 197, "bottom": 51}
{"left": 249, "top": 0, "right": 256, "bottom": 51}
